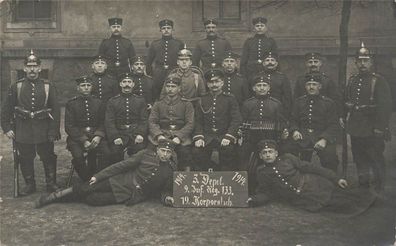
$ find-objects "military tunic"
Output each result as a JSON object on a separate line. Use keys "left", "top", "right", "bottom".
{"left": 223, "top": 71, "right": 250, "bottom": 106}
{"left": 90, "top": 73, "right": 119, "bottom": 103}
{"left": 98, "top": 34, "right": 136, "bottom": 76}
{"left": 146, "top": 36, "right": 184, "bottom": 100}
{"left": 289, "top": 95, "right": 340, "bottom": 171}
{"left": 193, "top": 92, "right": 242, "bottom": 171}
{"left": 132, "top": 74, "right": 154, "bottom": 106}
{"left": 344, "top": 72, "right": 392, "bottom": 189}
{"left": 240, "top": 34, "right": 277, "bottom": 81}
{"left": 192, "top": 35, "right": 232, "bottom": 72}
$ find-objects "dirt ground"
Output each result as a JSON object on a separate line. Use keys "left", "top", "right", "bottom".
{"left": 0, "top": 111, "right": 395, "bottom": 246}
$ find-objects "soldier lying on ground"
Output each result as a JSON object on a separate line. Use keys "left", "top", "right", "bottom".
{"left": 35, "top": 139, "right": 177, "bottom": 208}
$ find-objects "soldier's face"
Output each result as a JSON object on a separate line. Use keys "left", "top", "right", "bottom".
{"left": 306, "top": 58, "right": 322, "bottom": 72}
{"left": 77, "top": 82, "right": 93, "bottom": 96}
{"left": 110, "top": 25, "right": 122, "bottom": 35}
{"left": 254, "top": 23, "right": 268, "bottom": 35}
{"left": 119, "top": 78, "right": 135, "bottom": 93}
{"left": 24, "top": 64, "right": 41, "bottom": 80}
{"left": 177, "top": 57, "right": 192, "bottom": 70}
{"left": 355, "top": 58, "right": 373, "bottom": 72}
{"left": 253, "top": 82, "right": 270, "bottom": 96}
{"left": 222, "top": 58, "right": 237, "bottom": 73}
{"left": 259, "top": 148, "right": 278, "bottom": 164}
{"left": 207, "top": 77, "right": 224, "bottom": 92}
{"left": 165, "top": 83, "right": 181, "bottom": 97}
{"left": 160, "top": 25, "right": 173, "bottom": 37}
{"left": 205, "top": 24, "right": 217, "bottom": 37}
{"left": 132, "top": 61, "right": 145, "bottom": 74}
{"left": 92, "top": 60, "right": 108, "bottom": 74}
{"left": 157, "top": 148, "right": 173, "bottom": 162}
{"left": 263, "top": 57, "right": 278, "bottom": 71}
{"left": 305, "top": 81, "right": 322, "bottom": 95}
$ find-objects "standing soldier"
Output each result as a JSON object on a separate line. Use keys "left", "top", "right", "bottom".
{"left": 65, "top": 76, "right": 111, "bottom": 182}
{"left": 192, "top": 69, "right": 242, "bottom": 171}
{"left": 98, "top": 17, "right": 136, "bottom": 77}
{"left": 160, "top": 45, "right": 206, "bottom": 101}
{"left": 222, "top": 51, "right": 250, "bottom": 106}
{"left": 343, "top": 43, "right": 392, "bottom": 191}
{"left": 149, "top": 76, "right": 195, "bottom": 171}
{"left": 131, "top": 56, "right": 154, "bottom": 108}
{"left": 146, "top": 19, "right": 184, "bottom": 100}
{"left": 294, "top": 52, "right": 342, "bottom": 117}
{"left": 256, "top": 51, "right": 292, "bottom": 116}
{"left": 1, "top": 50, "right": 60, "bottom": 195}
{"left": 90, "top": 55, "right": 119, "bottom": 104}
{"left": 290, "top": 74, "right": 340, "bottom": 173}
{"left": 240, "top": 17, "right": 278, "bottom": 82}
{"left": 192, "top": 19, "right": 232, "bottom": 72}
{"left": 105, "top": 73, "right": 148, "bottom": 163}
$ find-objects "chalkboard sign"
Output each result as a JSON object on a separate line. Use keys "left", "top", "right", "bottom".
{"left": 173, "top": 171, "right": 249, "bottom": 208}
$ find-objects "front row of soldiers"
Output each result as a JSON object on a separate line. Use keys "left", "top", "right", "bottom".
{"left": 1, "top": 43, "right": 392, "bottom": 207}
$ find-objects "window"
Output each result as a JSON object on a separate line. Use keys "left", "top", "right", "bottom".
{"left": 192, "top": 0, "right": 250, "bottom": 31}
{"left": 3, "top": 0, "right": 61, "bottom": 33}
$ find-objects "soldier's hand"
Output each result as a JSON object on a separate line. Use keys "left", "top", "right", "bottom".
{"left": 114, "top": 138, "right": 123, "bottom": 145}
{"left": 172, "top": 137, "right": 181, "bottom": 145}
{"left": 220, "top": 138, "right": 231, "bottom": 146}
{"left": 314, "top": 139, "right": 327, "bottom": 150}
{"left": 195, "top": 139, "right": 205, "bottom": 147}
{"left": 5, "top": 130, "right": 15, "bottom": 139}
{"left": 338, "top": 179, "right": 348, "bottom": 189}
{"left": 157, "top": 135, "right": 166, "bottom": 141}
{"left": 135, "top": 135, "right": 144, "bottom": 144}
{"left": 84, "top": 140, "right": 92, "bottom": 150}
{"left": 373, "top": 129, "right": 384, "bottom": 137}
{"left": 281, "top": 129, "right": 289, "bottom": 140}
{"left": 292, "top": 131, "right": 303, "bottom": 141}
{"left": 164, "top": 196, "right": 174, "bottom": 207}
{"left": 89, "top": 177, "right": 97, "bottom": 185}
{"left": 91, "top": 136, "right": 102, "bottom": 149}
{"left": 147, "top": 104, "right": 152, "bottom": 110}
{"left": 339, "top": 118, "right": 345, "bottom": 129}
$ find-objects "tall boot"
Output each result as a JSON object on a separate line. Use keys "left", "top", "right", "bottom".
{"left": 72, "top": 158, "right": 91, "bottom": 182}
{"left": 19, "top": 158, "right": 36, "bottom": 196}
{"left": 43, "top": 155, "right": 60, "bottom": 192}
{"left": 34, "top": 187, "right": 73, "bottom": 208}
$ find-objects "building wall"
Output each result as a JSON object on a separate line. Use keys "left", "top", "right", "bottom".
{"left": 1, "top": 0, "right": 395, "bottom": 106}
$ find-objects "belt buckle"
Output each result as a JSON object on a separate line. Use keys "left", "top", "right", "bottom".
{"left": 211, "top": 63, "right": 216, "bottom": 68}
{"left": 125, "top": 125, "right": 131, "bottom": 129}
{"left": 85, "top": 127, "right": 92, "bottom": 132}
{"left": 115, "top": 61, "right": 120, "bottom": 67}
{"left": 212, "top": 128, "right": 218, "bottom": 133}
{"left": 307, "top": 129, "right": 314, "bottom": 133}
{"left": 257, "top": 59, "right": 263, "bottom": 64}
{"left": 30, "top": 112, "right": 34, "bottom": 119}
{"left": 164, "top": 65, "right": 169, "bottom": 69}
{"left": 169, "top": 124, "right": 176, "bottom": 130}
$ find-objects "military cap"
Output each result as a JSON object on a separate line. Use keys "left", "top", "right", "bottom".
{"left": 131, "top": 56, "right": 146, "bottom": 64}
{"left": 24, "top": 49, "right": 41, "bottom": 66}
{"left": 305, "top": 52, "right": 322, "bottom": 61}
{"left": 223, "top": 51, "right": 240, "bottom": 60}
{"left": 164, "top": 75, "right": 182, "bottom": 85}
{"left": 178, "top": 44, "right": 193, "bottom": 59}
{"left": 356, "top": 41, "right": 372, "bottom": 59}
{"left": 108, "top": 17, "right": 122, "bottom": 26}
{"left": 252, "top": 76, "right": 270, "bottom": 86}
{"left": 257, "top": 139, "right": 278, "bottom": 151}
{"left": 252, "top": 17, "right": 267, "bottom": 25}
{"left": 119, "top": 72, "right": 133, "bottom": 81}
{"left": 204, "top": 69, "right": 224, "bottom": 82}
{"left": 92, "top": 55, "right": 109, "bottom": 63}
{"left": 75, "top": 75, "right": 93, "bottom": 85}
{"left": 158, "top": 138, "right": 175, "bottom": 151}
{"left": 203, "top": 18, "right": 218, "bottom": 26}
{"left": 305, "top": 73, "right": 322, "bottom": 84}
{"left": 263, "top": 51, "right": 279, "bottom": 59}
{"left": 159, "top": 19, "right": 174, "bottom": 28}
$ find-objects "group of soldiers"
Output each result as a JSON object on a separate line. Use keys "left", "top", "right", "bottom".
{"left": 1, "top": 16, "right": 392, "bottom": 208}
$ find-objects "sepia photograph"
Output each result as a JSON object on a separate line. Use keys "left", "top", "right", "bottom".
{"left": 0, "top": 0, "right": 395, "bottom": 245}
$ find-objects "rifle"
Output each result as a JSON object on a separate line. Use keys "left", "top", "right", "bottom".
{"left": 12, "top": 139, "right": 19, "bottom": 197}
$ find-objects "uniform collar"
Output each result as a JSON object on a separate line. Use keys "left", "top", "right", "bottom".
{"left": 207, "top": 34, "right": 218, "bottom": 40}
{"left": 164, "top": 95, "right": 181, "bottom": 105}
{"left": 162, "top": 36, "right": 173, "bottom": 41}
{"left": 255, "top": 94, "right": 270, "bottom": 100}
{"left": 111, "top": 34, "right": 122, "bottom": 39}
{"left": 176, "top": 68, "right": 192, "bottom": 77}
{"left": 255, "top": 34, "right": 267, "bottom": 39}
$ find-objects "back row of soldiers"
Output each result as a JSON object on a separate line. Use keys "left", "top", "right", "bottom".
{"left": 1, "top": 17, "right": 392, "bottom": 197}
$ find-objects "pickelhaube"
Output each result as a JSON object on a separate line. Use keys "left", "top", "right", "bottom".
{"left": 75, "top": 75, "right": 93, "bottom": 85}
{"left": 108, "top": 17, "right": 122, "bottom": 26}
{"left": 356, "top": 41, "right": 371, "bottom": 59}
{"left": 178, "top": 44, "right": 193, "bottom": 59}
{"left": 24, "top": 49, "right": 41, "bottom": 66}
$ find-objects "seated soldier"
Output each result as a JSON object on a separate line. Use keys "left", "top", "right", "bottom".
{"left": 105, "top": 73, "right": 148, "bottom": 163}
{"left": 65, "top": 76, "right": 112, "bottom": 181}
{"left": 248, "top": 140, "right": 377, "bottom": 214}
{"left": 149, "top": 76, "right": 195, "bottom": 171}
{"left": 289, "top": 74, "right": 340, "bottom": 173}
{"left": 160, "top": 45, "right": 206, "bottom": 101}
{"left": 240, "top": 76, "right": 288, "bottom": 172}
{"left": 192, "top": 69, "right": 242, "bottom": 171}
{"left": 35, "top": 139, "right": 177, "bottom": 208}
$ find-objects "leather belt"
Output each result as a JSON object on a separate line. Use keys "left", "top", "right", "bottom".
{"left": 117, "top": 124, "right": 137, "bottom": 130}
